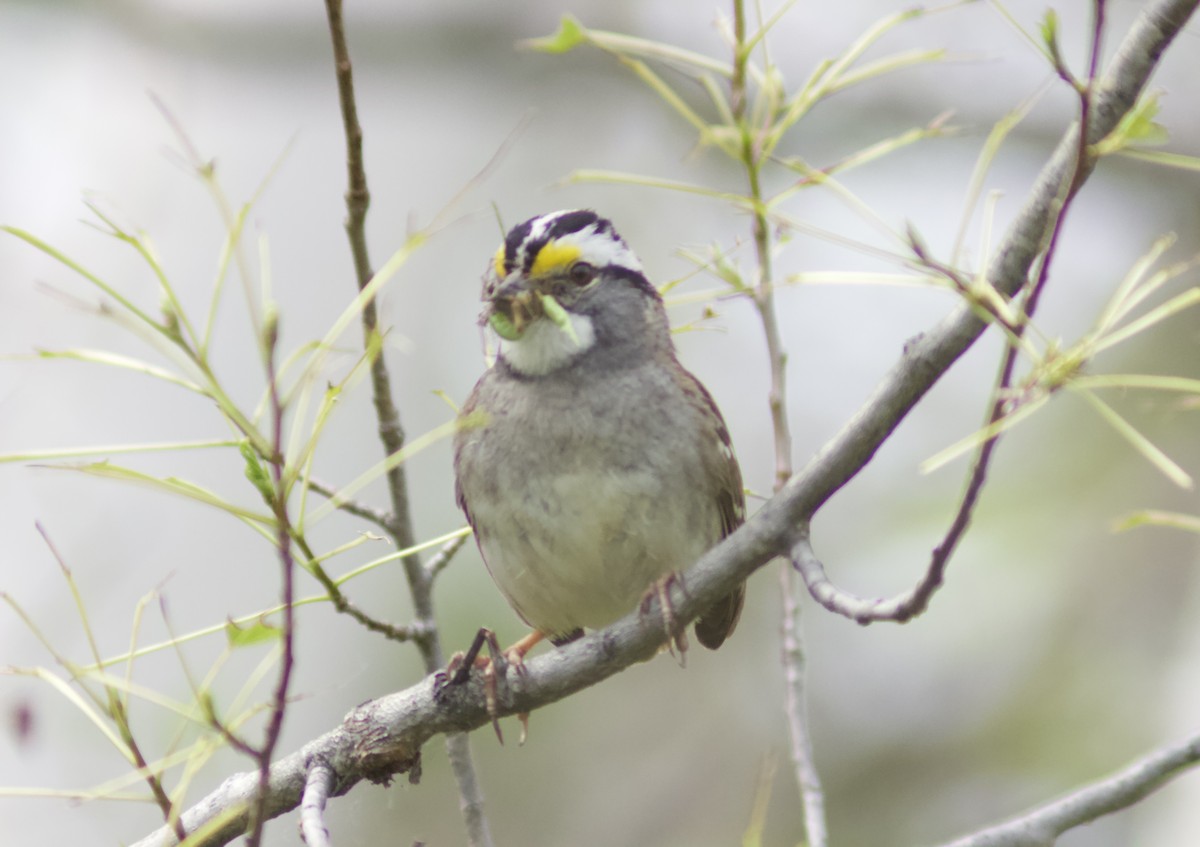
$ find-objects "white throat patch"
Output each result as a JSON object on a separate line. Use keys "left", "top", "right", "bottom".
{"left": 499, "top": 313, "right": 597, "bottom": 376}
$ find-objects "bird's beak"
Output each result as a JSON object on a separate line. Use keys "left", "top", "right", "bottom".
{"left": 484, "top": 273, "right": 578, "bottom": 344}
{"left": 485, "top": 273, "right": 546, "bottom": 340}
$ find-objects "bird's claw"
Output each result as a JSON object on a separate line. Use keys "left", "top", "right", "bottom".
{"left": 640, "top": 572, "right": 689, "bottom": 667}
{"left": 436, "top": 627, "right": 542, "bottom": 744}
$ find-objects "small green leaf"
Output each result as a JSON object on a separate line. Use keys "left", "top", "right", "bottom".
{"left": 261, "top": 302, "right": 280, "bottom": 353}
{"left": 239, "top": 440, "right": 275, "bottom": 503}
{"left": 0, "top": 438, "right": 236, "bottom": 465}
{"left": 740, "top": 753, "right": 778, "bottom": 847}
{"left": 47, "top": 462, "right": 275, "bottom": 524}
{"left": 1077, "top": 390, "right": 1193, "bottom": 489}
{"left": 921, "top": 394, "right": 1050, "bottom": 474}
{"left": 26, "top": 348, "right": 203, "bottom": 392}
{"left": 224, "top": 616, "right": 282, "bottom": 648}
{"left": 1118, "top": 148, "right": 1200, "bottom": 173}
{"left": 525, "top": 14, "right": 586, "bottom": 54}
{"left": 1114, "top": 510, "right": 1200, "bottom": 534}
{"left": 456, "top": 410, "right": 490, "bottom": 433}
{"left": 1094, "top": 93, "right": 1169, "bottom": 156}
{"left": 1039, "top": 9, "right": 1059, "bottom": 50}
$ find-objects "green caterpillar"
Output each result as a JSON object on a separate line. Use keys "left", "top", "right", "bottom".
{"left": 538, "top": 293, "right": 580, "bottom": 346}
{"left": 487, "top": 293, "right": 580, "bottom": 346}
{"left": 488, "top": 310, "right": 524, "bottom": 341}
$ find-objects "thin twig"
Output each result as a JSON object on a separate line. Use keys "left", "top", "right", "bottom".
{"left": 299, "top": 758, "right": 335, "bottom": 847}
{"left": 246, "top": 317, "right": 297, "bottom": 847}
{"left": 200, "top": 694, "right": 261, "bottom": 759}
{"left": 36, "top": 524, "right": 187, "bottom": 843}
{"left": 792, "top": 529, "right": 939, "bottom": 623}
{"left": 730, "top": 0, "right": 823, "bottom": 838}
{"left": 779, "top": 566, "right": 827, "bottom": 847}
{"left": 935, "top": 730, "right": 1200, "bottom": 847}
{"left": 305, "top": 560, "right": 428, "bottom": 643}
{"left": 321, "top": 3, "right": 493, "bottom": 845}
{"left": 292, "top": 534, "right": 427, "bottom": 643}
{"left": 424, "top": 531, "right": 471, "bottom": 581}
{"left": 307, "top": 477, "right": 392, "bottom": 529}
{"left": 799, "top": 0, "right": 1119, "bottom": 626}
{"left": 926, "top": 0, "right": 1109, "bottom": 608}
{"left": 322, "top": 0, "right": 418, "bottom": 562}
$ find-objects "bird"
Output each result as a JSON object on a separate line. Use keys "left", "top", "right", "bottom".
{"left": 452, "top": 209, "right": 745, "bottom": 664}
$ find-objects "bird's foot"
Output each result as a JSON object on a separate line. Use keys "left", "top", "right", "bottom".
{"left": 640, "top": 573, "right": 689, "bottom": 667}
{"left": 436, "top": 628, "right": 543, "bottom": 744}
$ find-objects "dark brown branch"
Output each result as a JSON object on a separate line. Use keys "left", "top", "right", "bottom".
{"left": 320, "top": 3, "right": 492, "bottom": 845}
{"left": 322, "top": 1, "right": 418, "bottom": 564}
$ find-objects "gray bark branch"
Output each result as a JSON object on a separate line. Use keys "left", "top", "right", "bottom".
{"left": 934, "top": 731, "right": 1200, "bottom": 847}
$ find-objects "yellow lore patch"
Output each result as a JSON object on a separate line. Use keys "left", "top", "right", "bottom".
{"left": 529, "top": 241, "right": 582, "bottom": 277}
{"left": 493, "top": 245, "right": 507, "bottom": 278}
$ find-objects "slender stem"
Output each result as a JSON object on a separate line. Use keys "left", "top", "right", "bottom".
{"left": 300, "top": 759, "right": 335, "bottom": 847}
{"left": 37, "top": 525, "right": 187, "bottom": 842}
{"left": 917, "top": 0, "right": 1108, "bottom": 611}
{"left": 424, "top": 530, "right": 471, "bottom": 580}
{"left": 321, "top": 3, "right": 493, "bottom": 845}
{"left": 307, "top": 476, "right": 392, "bottom": 530}
{"left": 734, "top": 18, "right": 793, "bottom": 490}
{"left": 808, "top": 0, "right": 1114, "bottom": 628}
{"left": 246, "top": 323, "right": 297, "bottom": 847}
{"left": 779, "top": 566, "right": 827, "bottom": 847}
{"left": 293, "top": 534, "right": 426, "bottom": 643}
{"left": 730, "top": 2, "right": 821, "bottom": 843}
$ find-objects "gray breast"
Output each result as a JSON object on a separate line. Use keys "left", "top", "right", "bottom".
{"left": 455, "top": 360, "right": 722, "bottom": 638}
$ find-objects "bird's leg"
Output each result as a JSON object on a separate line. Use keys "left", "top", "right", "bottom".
{"left": 446, "top": 627, "right": 502, "bottom": 685}
{"left": 440, "top": 627, "right": 545, "bottom": 744}
{"left": 501, "top": 630, "right": 545, "bottom": 745}
{"left": 640, "top": 573, "right": 689, "bottom": 667}
{"left": 447, "top": 628, "right": 544, "bottom": 685}
{"left": 503, "top": 629, "right": 544, "bottom": 674}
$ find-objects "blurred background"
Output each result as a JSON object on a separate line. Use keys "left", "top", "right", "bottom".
{"left": 2, "top": 1, "right": 1199, "bottom": 845}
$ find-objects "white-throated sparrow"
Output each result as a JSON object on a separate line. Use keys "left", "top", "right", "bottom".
{"left": 453, "top": 210, "right": 745, "bottom": 655}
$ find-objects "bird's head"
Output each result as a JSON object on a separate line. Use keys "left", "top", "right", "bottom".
{"left": 481, "top": 210, "right": 664, "bottom": 376}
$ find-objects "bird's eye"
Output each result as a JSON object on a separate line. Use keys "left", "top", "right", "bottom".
{"left": 568, "top": 262, "right": 597, "bottom": 286}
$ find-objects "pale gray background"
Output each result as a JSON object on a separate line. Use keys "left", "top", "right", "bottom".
{"left": 2, "top": 1, "right": 1199, "bottom": 845}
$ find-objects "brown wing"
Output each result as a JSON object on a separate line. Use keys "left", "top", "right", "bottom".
{"left": 683, "top": 374, "right": 747, "bottom": 651}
